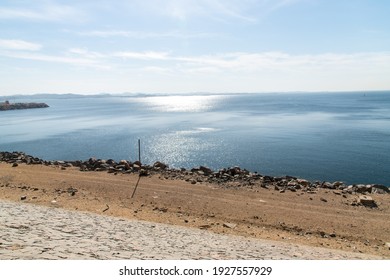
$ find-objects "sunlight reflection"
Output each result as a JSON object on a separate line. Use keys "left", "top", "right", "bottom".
{"left": 132, "top": 95, "right": 225, "bottom": 112}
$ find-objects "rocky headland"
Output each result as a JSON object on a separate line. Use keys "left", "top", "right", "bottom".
{"left": 0, "top": 101, "right": 49, "bottom": 111}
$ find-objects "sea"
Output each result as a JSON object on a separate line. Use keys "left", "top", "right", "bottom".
{"left": 1, "top": 91, "right": 389, "bottom": 185}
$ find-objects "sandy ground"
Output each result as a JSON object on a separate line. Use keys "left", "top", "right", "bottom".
{"left": 1, "top": 162, "right": 389, "bottom": 258}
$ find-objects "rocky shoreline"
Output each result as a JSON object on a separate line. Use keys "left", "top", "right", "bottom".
{"left": 0, "top": 101, "right": 49, "bottom": 111}
{"left": 1, "top": 151, "right": 388, "bottom": 203}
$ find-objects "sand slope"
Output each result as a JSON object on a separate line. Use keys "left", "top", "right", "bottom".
{"left": 1, "top": 163, "right": 389, "bottom": 258}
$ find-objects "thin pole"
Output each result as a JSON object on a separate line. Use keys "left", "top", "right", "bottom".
{"left": 131, "top": 175, "right": 141, "bottom": 199}
{"left": 138, "top": 139, "right": 141, "bottom": 163}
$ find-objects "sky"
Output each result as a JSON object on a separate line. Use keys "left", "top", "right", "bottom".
{"left": 0, "top": 0, "right": 390, "bottom": 95}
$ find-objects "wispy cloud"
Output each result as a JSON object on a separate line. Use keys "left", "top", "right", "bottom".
{"left": 2, "top": 51, "right": 103, "bottom": 67}
{"left": 173, "top": 51, "right": 390, "bottom": 73}
{"left": 132, "top": 0, "right": 304, "bottom": 23}
{"left": 2, "top": 41, "right": 389, "bottom": 81}
{"left": 73, "top": 29, "right": 222, "bottom": 39}
{"left": 0, "top": 3, "right": 86, "bottom": 22}
{"left": 113, "top": 51, "right": 171, "bottom": 60}
{"left": 132, "top": 0, "right": 258, "bottom": 22}
{"left": 0, "top": 39, "right": 42, "bottom": 51}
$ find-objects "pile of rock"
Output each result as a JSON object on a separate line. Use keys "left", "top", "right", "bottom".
{"left": 1, "top": 151, "right": 388, "bottom": 202}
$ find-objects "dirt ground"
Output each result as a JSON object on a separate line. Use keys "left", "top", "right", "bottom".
{"left": 1, "top": 162, "right": 389, "bottom": 258}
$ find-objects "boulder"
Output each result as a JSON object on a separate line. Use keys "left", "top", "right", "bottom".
{"left": 133, "top": 164, "right": 141, "bottom": 171}
{"left": 153, "top": 161, "right": 168, "bottom": 170}
{"left": 354, "top": 184, "right": 372, "bottom": 194}
{"left": 358, "top": 195, "right": 377, "bottom": 208}
{"left": 322, "top": 182, "right": 335, "bottom": 189}
{"left": 297, "top": 179, "right": 310, "bottom": 187}
{"left": 371, "top": 185, "right": 389, "bottom": 194}
{"left": 199, "top": 165, "right": 213, "bottom": 175}
{"left": 333, "top": 181, "right": 345, "bottom": 188}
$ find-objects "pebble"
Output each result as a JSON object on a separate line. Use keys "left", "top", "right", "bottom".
{"left": 0, "top": 200, "right": 382, "bottom": 260}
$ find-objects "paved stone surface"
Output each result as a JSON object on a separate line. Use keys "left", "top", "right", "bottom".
{"left": 0, "top": 200, "right": 382, "bottom": 260}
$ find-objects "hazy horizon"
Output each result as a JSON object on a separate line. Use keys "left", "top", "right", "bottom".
{"left": 1, "top": 89, "right": 390, "bottom": 98}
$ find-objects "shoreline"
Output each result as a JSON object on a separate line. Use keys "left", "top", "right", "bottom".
{"left": 1, "top": 151, "right": 389, "bottom": 195}
{"left": 1, "top": 151, "right": 390, "bottom": 258}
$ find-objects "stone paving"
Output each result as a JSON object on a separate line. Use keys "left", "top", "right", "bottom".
{"left": 0, "top": 200, "right": 382, "bottom": 260}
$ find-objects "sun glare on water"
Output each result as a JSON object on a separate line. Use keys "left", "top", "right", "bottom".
{"left": 135, "top": 95, "right": 225, "bottom": 112}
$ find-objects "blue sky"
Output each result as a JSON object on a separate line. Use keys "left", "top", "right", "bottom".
{"left": 1, "top": 0, "right": 389, "bottom": 95}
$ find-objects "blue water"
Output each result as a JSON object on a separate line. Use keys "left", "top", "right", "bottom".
{"left": 1, "top": 92, "right": 389, "bottom": 185}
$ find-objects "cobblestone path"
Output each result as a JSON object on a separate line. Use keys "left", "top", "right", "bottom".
{"left": 0, "top": 200, "right": 381, "bottom": 260}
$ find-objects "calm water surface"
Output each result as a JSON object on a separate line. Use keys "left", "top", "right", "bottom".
{"left": 1, "top": 92, "right": 389, "bottom": 185}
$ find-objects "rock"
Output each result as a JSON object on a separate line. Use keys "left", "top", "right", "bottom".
{"left": 297, "top": 179, "right": 310, "bottom": 187}
{"left": 12, "top": 162, "right": 19, "bottom": 167}
{"left": 133, "top": 164, "right": 141, "bottom": 171}
{"left": 355, "top": 184, "right": 372, "bottom": 194}
{"left": 199, "top": 224, "right": 211, "bottom": 230}
{"left": 153, "top": 161, "right": 168, "bottom": 170}
{"left": 20, "top": 195, "right": 27, "bottom": 200}
{"left": 199, "top": 166, "right": 213, "bottom": 175}
{"left": 139, "top": 169, "right": 149, "bottom": 176}
{"left": 288, "top": 187, "right": 297, "bottom": 192}
{"left": 343, "top": 185, "right": 354, "bottom": 194}
{"left": 386, "top": 242, "right": 390, "bottom": 250}
{"left": 153, "top": 207, "right": 168, "bottom": 213}
{"left": 322, "top": 182, "right": 335, "bottom": 189}
{"left": 333, "top": 181, "right": 345, "bottom": 188}
{"left": 371, "top": 185, "right": 390, "bottom": 194}
{"left": 358, "top": 195, "right": 377, "bottom": 208}
{"left": 223, "top": 222, "right": 237, "bottom": 229}
{"left": 320, "top": 197, "right": 327, "bottom": 202}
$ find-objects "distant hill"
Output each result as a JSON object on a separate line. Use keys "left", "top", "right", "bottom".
{"left": 0, "top": 100, "right": 49, "bottom": 111}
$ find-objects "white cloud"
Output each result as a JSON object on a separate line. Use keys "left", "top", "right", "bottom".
{"left": 131, "top": 0, "right": 257, "bottom": 22}
{"left": 74, "top": 29, "right": 221, "bottom": 39}
{"left": 0, "top": 3, "right": 86, "bottom": 22}
{"left": 113, "top": 51, "right": 170, "bottom": 60}
{"left": 1, "top": 43, "right": 389, "bottom": 92}
{"left": 2, "top": 51, "right": 109, "bottom": 69}
{"left": 0, "top": 39, "right": 42, "bottom": 51}
{"left": 131, "top": 0, "right": 304, "bottom": 23}
{"left": 171, "top": 51, "right": 390, "bottom": 73}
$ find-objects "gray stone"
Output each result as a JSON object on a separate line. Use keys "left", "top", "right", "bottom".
{"left": 355, "top": 184, "right": 372, "bottom": 194}
{"left": 153, "top": 161, "right": 168, "bottom": 170}
{"left": 223, "top": 222, "right": 237, "bottom": 229}
{"left": 358, "top": 195, "right": 377, "bottom": 208}
{"left": 372, "top": 185, "right": 390, "bottom": 194}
